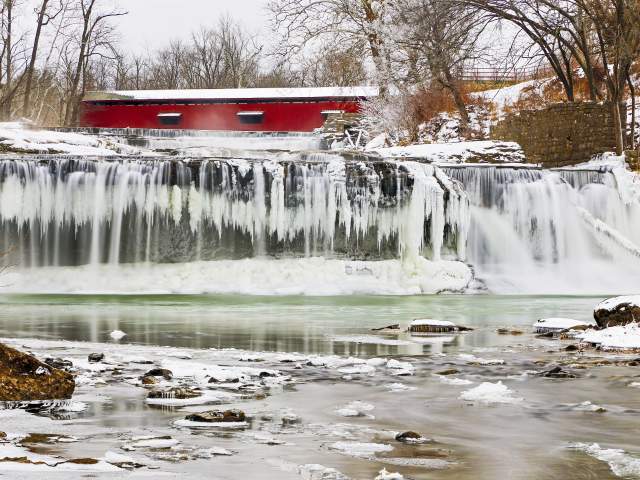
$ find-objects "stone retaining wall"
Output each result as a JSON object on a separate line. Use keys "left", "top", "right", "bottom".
{"left": 491, "top": 102, "right": 625, "bottom": 167}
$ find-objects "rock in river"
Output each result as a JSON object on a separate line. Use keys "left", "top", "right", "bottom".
{"left": 0, "top": 343, "right": 75, "bottom": 401}
{"left": 144, "top": 368, "right": 173, "bottom": 380}
{"left": 594, "top": 296, "right": 640, "bottom": 328}
{"left": 88, "top": 353, "right": 105, "bottom": 363}
{"left": 185, "top": 409, "right": 246, "bottom": 423}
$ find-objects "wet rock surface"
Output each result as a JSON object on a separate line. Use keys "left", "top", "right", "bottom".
{"left": 0, "top": 343, "right": 75, "bottom": 401}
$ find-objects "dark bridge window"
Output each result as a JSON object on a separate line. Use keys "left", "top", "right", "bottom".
{"left": 237, "top": 111, "right": 264, "bottom": 125}
{"left": 157, "top": 113, "right": 182, "bottom": 126}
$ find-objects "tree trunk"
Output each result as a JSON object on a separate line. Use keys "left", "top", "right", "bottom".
{"left": 3, "top": 0, "right": 13, "bottom": 120}
{"left": 442, "top": 69, "right": 470, "bottom": 128}
{"left": 612, "top": 100, "right": 625, "bottom": 156}
{"left": 627, "top": 74, "right": 636, "bottom": 150}
{"left": 23, "top": 0, "right": 49, "bottom": 118}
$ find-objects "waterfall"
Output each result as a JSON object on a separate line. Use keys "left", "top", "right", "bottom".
{"left": 0, "top": 155, "right": 468, "bottom": 268}
{"left": 443, "top": 165, "right": 640, "bottom": 293}
{"left": 2, "top": 155, "right": 640, "bottom": 294}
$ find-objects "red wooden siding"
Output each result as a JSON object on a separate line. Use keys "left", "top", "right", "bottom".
{"left": 80, "top": 99, "right": 363, "bottom": 132}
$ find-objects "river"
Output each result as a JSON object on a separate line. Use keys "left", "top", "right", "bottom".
{"left": 0, "top": 293, "right": 638, "bottom": 479}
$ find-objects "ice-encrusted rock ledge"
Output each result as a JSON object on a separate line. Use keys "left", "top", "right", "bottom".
{"left": 371, "top": 140, "right": 525, "bottom": 164}
{"left": 594, "top": 295, "right": 640, "bottom": 328}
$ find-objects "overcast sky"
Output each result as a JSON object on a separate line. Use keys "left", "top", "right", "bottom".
{"left": 115, "top": 0, "right": 270, "bottom": 53}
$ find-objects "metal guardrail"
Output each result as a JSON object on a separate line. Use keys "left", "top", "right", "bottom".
{"left": 459, "top": 66, "right": 555, "bottom": 82}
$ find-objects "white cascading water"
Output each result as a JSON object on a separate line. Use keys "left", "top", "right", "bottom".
{"left": 444, "top": 165, "right": 640, "bottom": 294}
{"left": 1, "top": 153, "right": 640, "bottom": 295}
{"left": 0, "top": 154, "right": 471, "bottom": 294}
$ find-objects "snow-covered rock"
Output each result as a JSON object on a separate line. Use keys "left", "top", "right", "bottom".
{"left": 579, "top": 323, "right": 640, "bottom": 351}
{"left": 533, "top": 318, "right": 590, "bottom": 334}
{"left": 594, "top": 296, "right": 640, "bottom": 327}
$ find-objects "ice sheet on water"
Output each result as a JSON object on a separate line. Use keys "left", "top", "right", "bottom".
{"left": 459, "top": 382, "right": 523, "bottom": 405}
{"left": 4, "top": 257, "right": 473, "bottom": 296}
{"left": 336, "top": 401, "right": 375, "bottom": 418}
{"left": 569, "top": 443, "right": 640, "bottom": 477}
{"left": 329, "top": 441, "right": 394, "bottom": 458}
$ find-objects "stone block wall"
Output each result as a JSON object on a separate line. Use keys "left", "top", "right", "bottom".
{"left": 491, "top": 102, "right": 625, "bottom": 167}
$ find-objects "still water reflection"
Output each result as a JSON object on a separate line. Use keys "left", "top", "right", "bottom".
{"left": 0, "top": 294, "right": 602, "bottom": 355}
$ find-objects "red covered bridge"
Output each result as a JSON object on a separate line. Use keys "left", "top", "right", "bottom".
{"left": 80, "top": 87, "right": 378, "bottom": 132}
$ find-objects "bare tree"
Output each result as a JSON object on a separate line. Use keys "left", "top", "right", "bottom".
{"left": 297, "top": 45, "right": 367, "bottom": 87}
{"left": 463, "top": 0, "right": 640, "bottom": 154}
{"left": 268, "top": 0, "right": 392, "bottom": 92}
{"left": 63, "top": 0, "right": 126, "bottom": 126}
{"left": 395, "top": 0, "right": 491, "bottom": 128}
{"left": 22, "top": 0, "right": 65, "bottom": 116}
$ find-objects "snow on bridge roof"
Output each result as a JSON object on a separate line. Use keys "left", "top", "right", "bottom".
{"left": 85, "top": 86, "right": 379, "bottom": 102}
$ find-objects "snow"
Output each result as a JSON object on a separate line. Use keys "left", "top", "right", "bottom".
{"left": 579, "top": 323, "right": 640, "bottom": 350}
{"left": 336, "top": 401, "right": 375, "bottom": 418}
{"left": 109, "top": 330, "right": 127, "bottom": 340}
{"left": 4, "top": 257, "right": 473, "bottom": 296}
{"left": 372, "top": 140, "right": 525, "bottom": 164}
{"left": 569, "top": 443, "right": 640, "bottom": 477}
{"left": 0, "top": 122, "right": 141, "bottom": 156}
{"left": 174, "top": 419, "right": 249, "bottom": 429}
{"left": 472, "top": 79, "right": 546, "bottom": 113}
{"left": 595, "top": 295, "right": 640, "bottom": 312}
{"left": 376, "top": 469, "right": 404, "bottom": 480}
{"left": 458, "top": 353, "right": 505, "bottom": 365}
{"left": 329, "top": 441, "right": 394, "bottom": 458}
{"left": 436, "top": 375, "right": 473, "bottom": 386}
{"left": 533, "top": 318, "right": 590, "bottom": 332}
{"left": 410, "top": 319, "right": 456, "bottom": 327}
{"left": 459, "top": 382, "right": 523, "bottom": 404}
{"left": 90, "top": 86, "right": 379, "bottom": 102}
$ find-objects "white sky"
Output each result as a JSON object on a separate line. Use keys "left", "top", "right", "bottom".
{"left": 114, "top": 0, "right": 270, "bottom": 53}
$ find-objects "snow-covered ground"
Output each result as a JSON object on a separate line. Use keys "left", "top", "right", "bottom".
{"left": 0, "top": 122, "right": 145, "bottom": 156}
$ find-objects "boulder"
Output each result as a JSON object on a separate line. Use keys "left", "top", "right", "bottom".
{"left": 144, "top": 368, "right": 173, "bottom": 380}
{"left": 0, "top": 343, "right": 75, "bottom": 401}
{"left": 185, "top": 409, "right": 246, "bottom": 423}
{"left": 594, "top": 296, "right": 640, "bottom": 328}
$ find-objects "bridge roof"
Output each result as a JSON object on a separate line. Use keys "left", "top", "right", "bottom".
{"left": 84, "top": 86, "right": 379, "bottom": 102}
